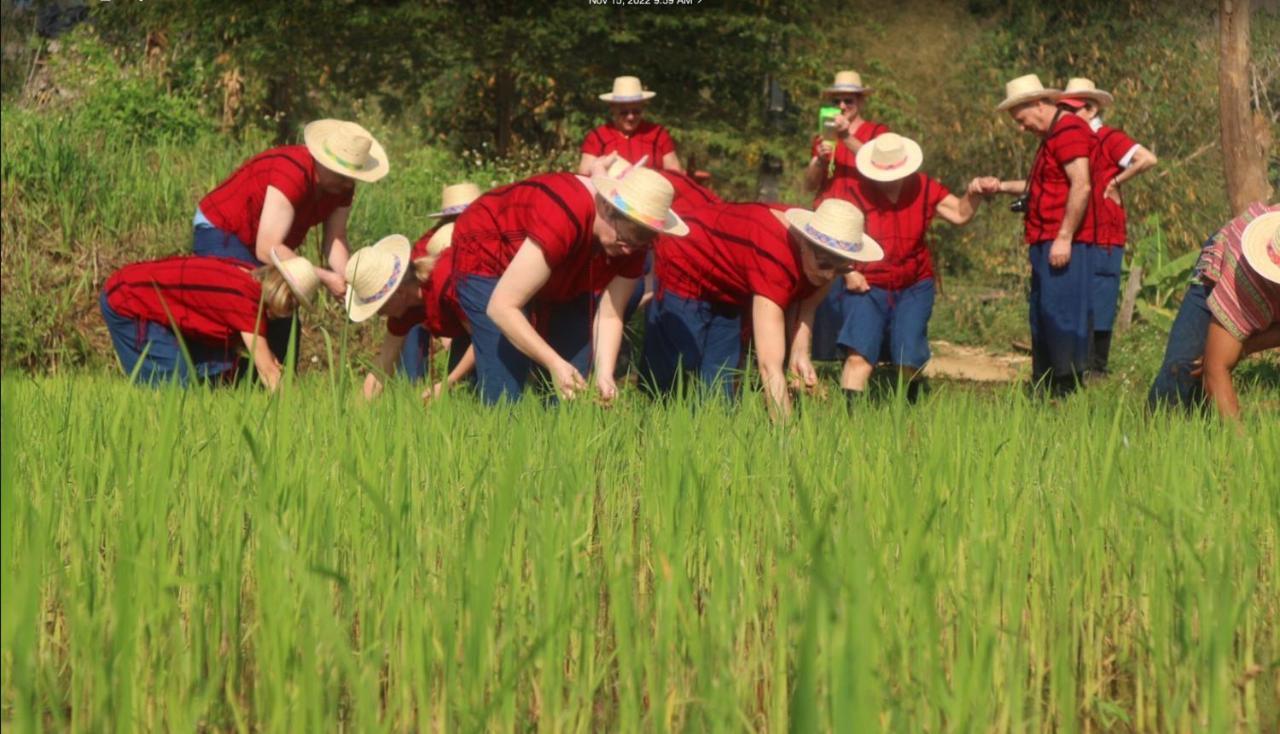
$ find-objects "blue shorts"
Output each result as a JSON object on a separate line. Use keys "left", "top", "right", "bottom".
{"left": 99, "top": 291, "right": 240, "bottom": 386}
{"left": 1147, "top": 282, "right": 1212, "bottom": 411}
{"left": 640, "top": 289, "right": 743, "bottom": 400}
{"left": 455, "top": 275, "right": 593, "bottom": 405}
{"left": 396, "top": 326, "right": 472, "bottom": 383}
{"left": 835, "top": 278, "right": 935, "bottom": 369}
{"left": 1028, "top": 241, "right": 1092, "bottom": 383}
{"left": 1088, "top": 244, "right": 1124, "bottom": 332}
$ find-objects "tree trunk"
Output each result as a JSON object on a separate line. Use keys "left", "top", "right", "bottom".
{"left": 1218, "top": 0, "right": 1272, "bottom": 215}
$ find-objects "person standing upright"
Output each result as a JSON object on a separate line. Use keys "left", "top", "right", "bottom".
{"left": 804, "top": 70, "right": 890, "bottom": 206}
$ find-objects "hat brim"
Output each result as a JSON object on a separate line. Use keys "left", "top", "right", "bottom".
{"left": 600, "top": 92, "right": 656, "bottom": 103}
{"left": 268, "top": 249, "right": 316, "bottom": 308}
{"left": 427, "top": 204, "right": 470, "bottom": 219}
{"left": 1241, "top": 212, "right": 1280, "bottom": 285}
{"left": 592, "top": 175, "right": 689, "bottom": 237}
{"left": 783, "top": 208, "right": 883, "bottom": 263}
{"left": 304, "top": 120, "right": 390, "bottom": 183}
{"left": 345, "top": 234, "right": 412, "bottom": 323}
{"left": 996, "top": 89, "right": 1062, "bottom": 112}
{"left": 1063, "top": 90, "right": 1114, "bottom": 108}
{"left": 855, "top": 137, "right": 924, "bottom": 183}
{"left": 822, "top": 86, "right": 873, "bottom": 97}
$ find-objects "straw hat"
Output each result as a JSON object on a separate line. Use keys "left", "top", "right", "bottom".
{"left": 996, "top": 74, "right": 1061, "bottom": 112}
{"left": 426, "top": 222, "right": 455, "bottom": 258}
{"left": 599, "top": 76, "right": 655, "bottom": 103}
{"left": 605, "top": 155, "right": 645, "bottom": 178}
{"left": 784, "top": 199, "right": 883, "bottom": 263}
{"left": 269, "top": 250, "right": 322, "bottom": 307}
{"left": 1060, "top": 77, "right": 1115, "bottom": 108}
{"left": 1241, "top": 211, "right": 1280, "bottom": 285}
{"left": 428, "top": 182, "right": 482, "bottom": 219}
{"left": 855, "top": 133, "right": 924, "bottom": 182}
{"left": 592, "top": 167, "right": 689, "bottom": 236}
{"left": 304, "top": 119, "right": 389, "bottom": 183}
{"left": 822, "top": 70, "right": 873, "bottom": 97}
{"left": 344, "top": 234, "right": 411, "bottom": 322}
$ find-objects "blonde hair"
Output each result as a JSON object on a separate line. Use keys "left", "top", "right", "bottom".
{"left": 412, "top": 254, "right": 439, "bottom": 282}
{"left": 254, "top": 267, "right": 299, "bottom": 315}
{"left": 412, "top": 222, "right": 455, "bottom": 282}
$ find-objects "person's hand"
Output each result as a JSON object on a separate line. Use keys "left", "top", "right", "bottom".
{"left": 832, "top": 113, "right": 853, "bottom": 139}
{"left": 317, "top": 268, "right": 346, "bottom": 299}
{"left": 362, "top": 372, "right": 383, "bottom": 401}
{"left": 552, "top": 359, "right": 587, "bottom": 400}
{"left": 1188, "top": 356, "right": 1204, "bottom": 379}
{"left": 816, "top": 140, "right": 835, "bottom": 160}
{"left": 844, "top": 271, "right": 871, "bottom": 293}
{"left": 589, "top": 152, "right": 619, "bottom": 178}
{"left": 637, "top": 290, "right": 654, "bottom": 310}
{"left": 1104, "top": 179, "right": 1122, "bottom": 205}
{"left": 1049, "top": 236, "right": 1072, "bottom": 268}
{"left": 595, "top": 373, "right": 618, "bottom": 405}
{"left": 788, "top": 357, "right": 818, "bottom": 392}
{"left": 421, "top": 380, "right": 445, "bottom": 404}
{"left": 968, "top": 176, "right": 1002, "bottom": 196}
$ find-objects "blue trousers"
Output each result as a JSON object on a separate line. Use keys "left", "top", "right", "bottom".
{"left": 640, "top": 290, "right": 743, "bottom": 401}
{"left": 191, "top": 210, "right": 298, "bottom": 364}
{"left": 1088, "top": 245, "right": 1125, "bottom": 372}
{"left": 1028, "top": 241, "right": 1093, "bottom": 392}
{"left": 836, "top": 278, "right": 936, "bottom": 369}
{"left": 397, "top": 326, "right": 471, "bottom": 383}
{"left": 100, "top": 291, "right": 240, "bottom": 386}
{"left": 1147, "top": 282, "right": 1213, "bottom": 411}
{"left": 455, "top": 275, "right": 592, "bottom": 405}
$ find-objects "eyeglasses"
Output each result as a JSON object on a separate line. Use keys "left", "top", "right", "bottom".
{"left": 615, "top": 107, "right": 645, "bottom": 117}
{"left": 834, "top": 97, "right": 861, "bottom": 107}
{"left": 611, "top": 212, "right": 658, "bottom": 249}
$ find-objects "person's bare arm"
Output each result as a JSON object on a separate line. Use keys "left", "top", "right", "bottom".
{"left": 321, "top": 206, "right": 352, "bottom": 291}
{"left": 935, "top": 191, "right": 981, "bottom": 226}
{"left": 1104, "top": 146, "right": 1157, "bottom": 203}
{"left": 240, "top": 330, "right": 282, "bottom": 391}
{"left": 578, "top": 152, "right": 600, "bottom": 176}
{"left": 661, "top": 151, "right": 684, "bottom": 174}
{"left": 1202, "top": 320, "right": 1246, "bottom": 420}
{"left": 1051, "top": 157, "right": 1091, "bottom": 268}
{"left": 592, "top": 274, "right": 638, "bottom": 403}
{"left": 787, "top": 282, "right": 832, "bottom": 390}
{"left": 752, "top": 295, "right": 792, "bottom": 420}
{"left": 255, "top": 186, "right": 297, "bottom": 264}
{"left": 362, "top": 333, "right": 405, "bottom": 400}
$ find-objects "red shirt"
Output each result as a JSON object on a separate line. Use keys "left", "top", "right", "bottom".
{"left": 422, "top": 247, "right": 467, "bottom": 339}
{"left": 581, "top": 121, "right": 676, "bottom": 167}
{"left": 104, "top": 256, "right": 265, "bottom": 345}
{"left": 654, "top": 202, "right": 820, "bottom": 310}
{"left": 450, "top": 173, "right": 645, "bottom": 303}
{"left": 810, "top": 120, "right": 890, "bottom": 207}
{"left": 198, "top": 145, "right": 354, "bottom": 255}
{"left": 385, "top": 225, "right": 440, "bottom": 337}
{"left": 841, "top": 172, "right": 950, "bottom": 290}
{"left": 1088, "top": 124, "right": 1140, "bottom": 246}
{"left": 1024, "top": 113, "right": 1098, "bottom": 244}
{"left": 657, "top": 170, "right": 722, "bottom": 215}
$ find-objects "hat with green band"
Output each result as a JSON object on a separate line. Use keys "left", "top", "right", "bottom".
{"left": 304, "top": 119, "right": 389, "bottom": 183}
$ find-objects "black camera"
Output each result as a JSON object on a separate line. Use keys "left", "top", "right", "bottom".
{"left": 1009, "top": 194, "right": 1029, "bottom": 214}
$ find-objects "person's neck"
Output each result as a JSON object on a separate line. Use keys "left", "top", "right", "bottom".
{"left": 879, "top": 180, "right": 904, "bottom": 202}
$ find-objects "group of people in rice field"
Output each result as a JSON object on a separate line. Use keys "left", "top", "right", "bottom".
{"left": 99, "top": 70, "right": 1280, "bottom": 420}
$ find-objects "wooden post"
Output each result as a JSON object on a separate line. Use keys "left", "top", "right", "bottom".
{"left": 1116, "top": 264, "right": 1144, "bottom": 332}
{"left": 1218, "top": 0, "right": 1273, "bottom": 215}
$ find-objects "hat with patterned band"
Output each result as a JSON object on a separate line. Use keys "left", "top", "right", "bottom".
{"left": 592, "top": 167, "right": 688, "bottom": 236}
{"left": 428, "top": 182, "right": 482, "bottom": 219}
{"left": 1241, "top": 210, "right": 1280, "bottom": 285}
{"left": 599, "top": 76, "right": 656, "bottom": 103}
{"left": 1060, "top": 77, "right": 1115, "bottom": 109}
{"left": 784, "top": 199, "right": 883, "bottom": 263}
{"left": 822, "top": 70, "right": 874, "bottom": 97}
{"left": 344, "top": 234, "right": 412, "bottom": 322}
{"left": 855, "top": 133, "right": 924, "bottom": 183}
{"left": 304, "top": 119, "right": 389, "bottom": 183}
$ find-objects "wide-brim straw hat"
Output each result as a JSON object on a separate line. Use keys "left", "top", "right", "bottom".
{"left": 269, "top": 250, "right": 322, "bottom": 307}
{"left": 599, "top": 76, "right": 655, "bottom": 103}
{"left": 304, "top": 119, "right": 389, "bottom": 183}
{"left": 1060, "top": 77, "right": 1115, "bottom": 108}
{"left": 428, "top": 182, "right": 482, "bottom": 219}
{"left": 784, "top": 199, "right": 883, "bottom": 263}
{"left": 592, "top": 167, "right": 689, "bottom": 236}
{"left": 855, "top": 132, "right": 924, "bottom": 182}
{"left": 344, "top": 234, "right": 411, "bottom": 322}
{"left": 425, "top": 222, "right": 456, "bottom": 258}
{"left": 605, "top": 154, "right": 647, "bottom": 179}
{"left": 996, "top": 74, "right": 1061, "bottom": 112}
{"left": 1241, "top": 211, "right": 1280, "bottom": 285}
{"left": 822, "top": 70, "right": 874, "bottom": 97}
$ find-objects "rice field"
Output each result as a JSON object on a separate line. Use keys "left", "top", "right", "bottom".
{"left": 1, "top": 374, "right": 1277, "bottom": 732}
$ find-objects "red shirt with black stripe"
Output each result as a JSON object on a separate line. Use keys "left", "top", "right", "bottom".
{"left": 103, "top": 256, "right": 266, "bottom": 345}
{"left": 422, "top": 247, "right": 467, "bottom": 339}
{"left": 198, "top": 145, "right": 354, "bottom": 255}
{"left": 450, "top": 173, "right": 645, "bottom": 303}
{"left": 654, "top": 202, "right": 820, "bottom": 310}
{"left": 810, "top": 120, "right": 890, "bottom": 207}
{"left": 842, "top": 172, "right": 950, "bottom": 290}
{"left": 657, "top": 170, "right": 723, "bottom": 215}
{"left": 1089, "top": 124, "right": 1140, "bottom": 246}
{"left": 581, "top": 121, "right": 676, "bottom": 168}
{"left": 1024, "top": 113, "right": 1098, "bottom": 244}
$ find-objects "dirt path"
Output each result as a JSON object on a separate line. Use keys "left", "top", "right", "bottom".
{"left": 922, "top": 340, "right": 1029, "bottom": 383}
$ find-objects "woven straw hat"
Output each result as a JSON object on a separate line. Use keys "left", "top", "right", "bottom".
{"left": 428, "top": 182, "right": 482, "bottom": 219}
{"left": 855, "top": 133, "right": 924, "bottom": 182}
{"left": 1241, "top": 211, "right": 1280, "bottom": 285}
{"left": 599, "top": 76, "right": 656, "bottom": 103}
{"left": 1060, "top": 77, "right": 1115, "bottom": 108}
{"left": 784, "top": 199, "right": 883, "bottom": 263}
{"left": 344, "top": 234, "right": 411, "bottom": 322}
{"left": 426, "top": 222, "right": 456, "bottom": 258}
{"left": 605, "top": 155, "right": 647, "bottom": 178}
{"left": 996, "top": 74, "right": 1061, "bottom": 112}
{"left": 304, "top": 119, "right": 389, "bottom": 183}
{"left": 592, "top": 167, "right": 689, "bottom": 236}
{"left": 823, "top": 70, "right": 873, "bottom": 97}
{"left": 269, "top": 250, "right": 321, "bottom": 307}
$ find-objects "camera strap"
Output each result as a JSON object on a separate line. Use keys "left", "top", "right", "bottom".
{"left": 1025, "top": 108, "right": 1065, "bottom": 216}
